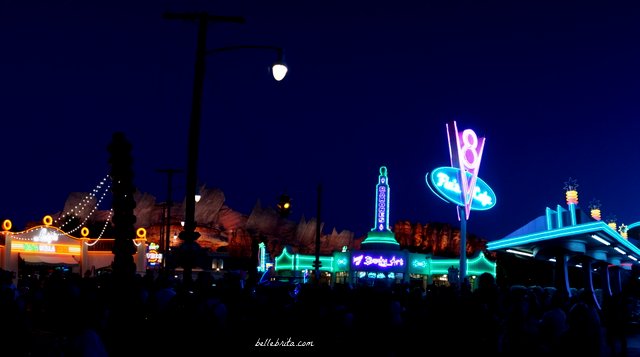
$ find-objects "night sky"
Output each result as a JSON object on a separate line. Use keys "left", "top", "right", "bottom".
{"left": 1, "top": 1, "right": 639, "bottom": 241}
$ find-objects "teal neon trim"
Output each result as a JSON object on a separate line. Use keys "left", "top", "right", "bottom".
{"left": 628, "top": 222, "right": 640, "bottom": 230}
{"left": 487, "top": 221, "right": 640, "bottom": 256}
{"left": 332, "top": 252, "right": 350, "bottom": 272}
{"left": 425, "top": 166, "right": 496, "bottom": 210}
{"left": 274, "top": 248, "right": 295, "bottom": 271}
{"left": 295, "top": 255, "right": 334, "bottom": 272}
{"left": 569, "top": 204, "right": 577, "bottom": 226}
{"left": 361, "top": 230, "right": 400, "bottom": 246}
{"left": 468, "top": 252, "right": 497, "bottom": 277}
{"left": 487, "top": 221, "right": 604, "bottom": 249}
{"left": 409, "top": 259, "right": 429, "bottom": 275}
{"left": 413, "top": 252, "right": 496, "bottom": 277}
{"left": 556, "top": 205, "right": 565, "bottom": 229}
{"left": 258, "top": 242, "right": 266, "bottom": 272}
{"left": 546, "top": 207, "right": 555, "bottom": 230}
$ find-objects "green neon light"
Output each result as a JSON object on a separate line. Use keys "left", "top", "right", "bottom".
{"left": 332, "top": 252, "right": 350, "bottom": 272}
{"left": 361, "top": 230, "right": 400, "bottom": 246}
{"left": 295, "top": 255, "right": 334, "bottom": 272}
{"left": 274, "top": 248, "right": 295, "bottom": 271}
{"left": 24, "top": 244, "right": 39, "bottom": 252}
{"left": 258, "top": 242, "right": 266, "bottom": 272}
{"left": 408, "top": 252, "right": 496, "bottom": 277}
{"left": 468, "top": 252, "right": 497, "bottom": 276}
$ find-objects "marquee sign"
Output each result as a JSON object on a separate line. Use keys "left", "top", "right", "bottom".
{"left": 351, "top": 253, "right": 406, "bottom": 272}
{"left": 426, "top": 166, "right": 496, "bottom": 210}
{"left": 426, "top": 121, "right": 496, "bottom": 219}
{"left": 146, "top": 242, "right": 162, "bottom": 266}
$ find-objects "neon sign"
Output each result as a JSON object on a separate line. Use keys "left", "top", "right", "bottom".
{"left": 426, "top": 166, "right": 496, "bottom": 210}
{"left": 372, "top": 166, "right": 391, "bottom": 232}
{"left": 352, "top": 254, "right": 404, "bottom": 268}
{"left": 446, "top": 121, "right": 486, "bottom": 219}
{"left": 146, "top": 242, "right": 162, "bottom": 266}
{"left": 34, "top": 228, "right": 59, "bottom": 244}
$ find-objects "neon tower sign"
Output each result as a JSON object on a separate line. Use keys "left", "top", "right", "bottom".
{"left": 361, "top": 165, "right": 400, "bottom": 249}
{"left": 374, "top": 166, "right": 390, "bottom": 232}
{"left": 447, "top": 121, "right": 485, "bottom": 219}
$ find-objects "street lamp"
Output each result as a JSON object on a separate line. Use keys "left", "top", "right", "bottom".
{"left": 164, "top": 12, "right": 287, "bottom": 286}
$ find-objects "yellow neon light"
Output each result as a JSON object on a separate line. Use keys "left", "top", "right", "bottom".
{"left": 136, "top": 228, "right": 146, "bottom": 238}
{"left": 566, "top": 190, "right": 578, "bottom": 205}
{"left": 2, "top": 219, "right": 12, "bottom": 231}
{"left": 81, "top": 227, "right": 89, "bottom": 237}
{"left": 43, "top": 215, "right": 53, "bottom": 226}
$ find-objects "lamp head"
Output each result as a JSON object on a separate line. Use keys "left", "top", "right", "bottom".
{"left": 271, "top": 62, "right": 288, "bottom": 81}
{"left": 271, "top": 48, "right": 288, "bottom": 81}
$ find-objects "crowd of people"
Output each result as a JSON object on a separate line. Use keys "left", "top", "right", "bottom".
{"left": 0, "top": 267, "right": 637, "bottom": 356}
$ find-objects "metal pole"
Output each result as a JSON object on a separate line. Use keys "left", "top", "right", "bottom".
{"left": 163, "top": 12, "right": 244, "bottom": 286}
{"left": 459, "top": 205, "right": 467, "bottom": 290}
{"left": 157, "top": 168, "right": 182, "bottom": 269}
{"left": 314, "top": 184, "right": 322, "bottom": 284}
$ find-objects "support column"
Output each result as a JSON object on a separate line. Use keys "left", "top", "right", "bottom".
{"left": 4, "top": 234, "right": 18, "bottom": 286}
{"left": 555, "top": 253, "right": 572, "bottom": 300}
{"left": 581, "top": 257, "right": 601, "bottom": 310}
{"left": 80, "top": 239, "right": 89, "bottom": 276}
{"left": 458, "top": 205, "right": 467, "bottom": 289}
{"left": 3, "top": 233, "right": 11, "bottom": 272}
{"left": 136, "top": 240, "right": 147, "bottom": 275}
{"left": 601, "top": 263, "right": 613, "bottom": 299}
{"left": 610, "top": 265, "right": 622, "bottom": 295}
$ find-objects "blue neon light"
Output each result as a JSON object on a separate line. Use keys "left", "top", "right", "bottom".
{"left": 373, "top": 166, "right": 391, "bottom": 232}
{"left": 426, "top": 166, "right": 496, "bottom": 210}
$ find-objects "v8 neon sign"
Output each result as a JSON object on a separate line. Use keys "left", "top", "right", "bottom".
{"left": 447, "top": 121, "right": 485, "bottom": 220}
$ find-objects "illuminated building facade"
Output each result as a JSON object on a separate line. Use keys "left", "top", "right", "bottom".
{"left": 0, "top": 216, "right": 147, "bottom": 282}
{"left": 487, "top": 184, "right": 640, "bottom": 309}
{"left": 274, "top": 166, "right": 496, "bottom": 288}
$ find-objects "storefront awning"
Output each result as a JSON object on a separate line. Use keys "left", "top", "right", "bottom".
{"left": 21, "top": 254, "right": 79, "bottom": 265}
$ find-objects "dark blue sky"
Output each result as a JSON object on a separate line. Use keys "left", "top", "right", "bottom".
{"left": 1, "top": 0, "right": 639, "bottom": 240}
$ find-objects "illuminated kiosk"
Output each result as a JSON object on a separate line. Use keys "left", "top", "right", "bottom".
{"left": 273, "top": 166, "right": 497, "bottom": 288}
{"left": 0, "top": 216, "right": 147, "bottom": 282}
{"left": 487, "top": 185, "right": 640, "bottom": 310}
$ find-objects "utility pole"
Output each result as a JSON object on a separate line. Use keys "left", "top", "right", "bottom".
{"left": 156, "top": 168, "right": 182, "bottom": 269}
{"left": 163, "top": 12, "right": 245, "bottom": 286}
{"left": 314, "top": 184, "right": 322, "bottom": 284}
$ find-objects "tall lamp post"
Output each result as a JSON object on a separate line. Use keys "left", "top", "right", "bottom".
{"left": 164, "top": 12, "right": 288, "bottom": 286}
{"left": 156, "top": 168, "right": 182, "bottom": 269}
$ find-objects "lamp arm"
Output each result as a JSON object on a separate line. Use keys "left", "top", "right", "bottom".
{"left": 206, "top": 45, "right": 284, "bottom": 58}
